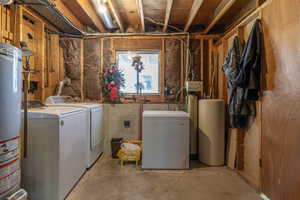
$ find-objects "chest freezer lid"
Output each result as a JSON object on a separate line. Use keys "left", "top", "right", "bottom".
{"left": 143, "top": 111, "right": 190, "bottom": 118}
{"left": 23, "top": 106, "right": 85, "bottom": 119}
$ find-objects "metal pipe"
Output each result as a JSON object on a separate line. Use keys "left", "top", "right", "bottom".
{"left": 90, "top": 0, "right": 117, "bottom": 30}
{"left": 16, "top": 0, "right": 84, "bottom": 35}
{"left": 83, "top": 32, "right": 189, "bottom": 37}
{"left": 21, "top": 41, "right": 34, "bottom": 158}
{"left": 23, "top": 62, "right": 29, "bottom": 158}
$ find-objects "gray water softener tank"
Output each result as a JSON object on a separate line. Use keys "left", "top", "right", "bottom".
{"left": 0, "top": 42, "right": 22, "bottom": 141}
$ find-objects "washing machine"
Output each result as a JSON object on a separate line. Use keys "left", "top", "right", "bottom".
{"left": 45, "top": 96, "right": 104, "bottom": 169}
{"left": 21, "top": 106, "right": 87, "bottom": 200}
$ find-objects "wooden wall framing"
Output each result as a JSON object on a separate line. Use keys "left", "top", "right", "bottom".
{"left": 0, "top": 5, "right": 15, "bottom": 44}
{"left": 9, "top": 6, "right": 61, "bottom": 102}
{"left": 215, "top": 11, "right": 262, "bottom": 191}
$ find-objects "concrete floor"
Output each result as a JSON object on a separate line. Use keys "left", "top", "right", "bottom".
{"left": 67, "top": 155, "right": 260, "bottom": 200}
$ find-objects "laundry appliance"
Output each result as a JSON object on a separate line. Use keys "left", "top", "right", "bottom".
{"left": 21, "top": 106, "right": 87, "bottom": 200}
{"left": 45, "top": 96, "right": 104, "bottom": 168}
{"left": 142, "top": 111, "right": 190, "bottom": 169}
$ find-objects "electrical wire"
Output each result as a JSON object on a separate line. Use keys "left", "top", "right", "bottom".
{"left": 173, "top": 34, "right": 194, "bottom": 103}
{"left": 144, "top": 17, "right": 184, "bottom": 32}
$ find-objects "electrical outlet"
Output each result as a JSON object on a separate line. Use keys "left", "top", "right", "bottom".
{"left": 124, "top": 120, "right": 130, "bottom": 128}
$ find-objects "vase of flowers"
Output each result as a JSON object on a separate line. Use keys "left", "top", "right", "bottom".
{"left": 101, "top": 64, "right": 125, "bottom": 103}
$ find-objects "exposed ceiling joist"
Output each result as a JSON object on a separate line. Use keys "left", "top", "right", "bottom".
{"left": 163, "top": 0, "right": 174, "bottom": 32}
{"left": 183, "top": 0, "right": 204, "bottom": 32}
{"left": 73, "top": 0, "right": 107, "bottom": 33}
{"left": 53, "top": 0, "right": 85, "bottom": 31}
{"left": 203, "top": 0, "right": 237, "bottom": 34}
{"left": 107, "top": 0, "right": 125, "bottom": 32}
{"left": 136, "top": 0, "right": 145, "bottom": 32}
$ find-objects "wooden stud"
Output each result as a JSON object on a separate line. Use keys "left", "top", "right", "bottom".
{"left": 99, "top": 38, "right": 103, "bottom": 102}
{"left": 80, "top": 40, "right": 84, "bottom": 101}
{"left": 59, "top": 44, "right": 65, "bottom": 81}
{"left": 184, "top": 0, "right": 204, "bottom": 32}
{"left": 180, "top": 40, "right": 184, "bottom": 101}
{"left": 204, "top": 0, "right": 237, "bottom": 34}
{"left": 200, "top": 39, "right": 204, "bottom": 82}
{"left": 74, "top": 0, "right": 107, "bottom": 32}
{"left": 136, "top": 0, "right": 145, "bottom": 32}
{"left": 161, "top": 39, "right": 165, "bottom": 99}
{"left": 163, "top": 0, "right": 174, "bottom": 33}
{"left": 0, "top": 6, "right": 3, "bottom": 43}
{"left": 15, "top": 5, "right": 22, "bottom": 47}
{"left": 107, "top": 0, "right": 125, "bottom": 32}
{"left": 37, "top": 22, "right": 46, "bottom": 102}
{"left": 222, "top": 39, "right": 228, "bottom": 102}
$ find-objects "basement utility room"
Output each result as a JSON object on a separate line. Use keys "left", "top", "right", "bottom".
{"left": 0, "top": 0, "right": 299, "bottom": 200}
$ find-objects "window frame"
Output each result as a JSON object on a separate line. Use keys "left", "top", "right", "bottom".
{"left": 116, "top": 50, "right": 162, "bottom": 96}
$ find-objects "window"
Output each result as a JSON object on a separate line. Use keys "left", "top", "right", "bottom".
{"left": 117, "top": 50, "right": 160, "bottom": 95}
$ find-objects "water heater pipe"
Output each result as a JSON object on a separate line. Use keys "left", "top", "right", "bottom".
{"left": 21, "top": 42, "right": 34, "bottom": 158}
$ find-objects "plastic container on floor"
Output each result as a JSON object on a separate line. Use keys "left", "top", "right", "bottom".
{"left": 111, "top": 138, "right": 123, "bottom": 158}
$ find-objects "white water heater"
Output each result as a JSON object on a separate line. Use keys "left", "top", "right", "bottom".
{"left": 0, "top": 42, "right": 22, "bottom": 198}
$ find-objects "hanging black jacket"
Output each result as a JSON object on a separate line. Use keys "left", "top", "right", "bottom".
{"left": 222, "top": 36, "right": 254, "bottom": 128}
{"left": 236, "top": 19, "right": 263, "bottom": 101}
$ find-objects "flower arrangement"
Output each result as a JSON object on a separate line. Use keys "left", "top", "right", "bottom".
{"left": 101, "top": 64, "right": 125, "bottom": 103}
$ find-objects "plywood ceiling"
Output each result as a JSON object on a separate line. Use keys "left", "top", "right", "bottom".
{"left": 115, "top": 0, "right": 140, "bottom": 26}
{"left": 61, "top": 0, "right": 257, "bottom": 33}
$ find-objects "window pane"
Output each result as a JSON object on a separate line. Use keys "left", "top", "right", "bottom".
{"left": 117, "top": 51, "right": 160, "bottom": 95}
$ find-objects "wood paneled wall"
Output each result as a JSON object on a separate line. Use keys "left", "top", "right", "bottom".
{"left": 215, "top": 3, "right": 264, "bottom": 191}
{"left": 1, "top": 5, "right": 61, "bottom": 102}
{"left": 216, "top": 1, "right": 300, "bottom": 199}
{"left": 260, "top": 0, "right": 300, "bottom": 199}
{"left": 0, "top": 5, "right": 15, "bottom": 44}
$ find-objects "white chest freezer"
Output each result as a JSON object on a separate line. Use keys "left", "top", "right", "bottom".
{"left": 142, "top": 111, "right": 190, "bottom": 169}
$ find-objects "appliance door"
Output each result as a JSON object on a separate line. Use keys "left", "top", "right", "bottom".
{"left": 90, "top": 107, "right": 103, "bottom": 150}
{"left": 59, "top": 112, "right": 87, "bottom": 200}
{"left": 142, "top": 117, "right": 189, "bottom": 169}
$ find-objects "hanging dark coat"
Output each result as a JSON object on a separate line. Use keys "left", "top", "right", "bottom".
{"left": 222, "top": 36, "right": 254, "bottom": 128}
{"left": 236, "top": 19, "right": 263, "bottom": 101}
